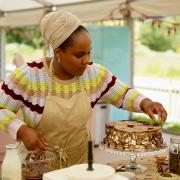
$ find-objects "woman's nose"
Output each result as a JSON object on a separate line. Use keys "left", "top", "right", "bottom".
{"left": 82, "top": 55, "right": 90, "bottom": 65}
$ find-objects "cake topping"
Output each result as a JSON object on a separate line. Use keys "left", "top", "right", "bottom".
{"left": 143, "top": 122, "right": 150, "bottom": 125}
{"left": 127, "top": 125, "right": 134, "bottom": 128}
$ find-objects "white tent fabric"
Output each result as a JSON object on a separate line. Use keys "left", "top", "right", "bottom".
{"left": 0, "top": 0, "right": 180, "bottom": 27}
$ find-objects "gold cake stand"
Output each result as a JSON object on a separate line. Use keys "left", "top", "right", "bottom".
{"left": 100, "top": 144, "right": 168, "bottom": 172}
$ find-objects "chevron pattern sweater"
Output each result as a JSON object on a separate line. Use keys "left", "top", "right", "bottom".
{"left": 0, "top": 59, "right": 146, "bottom": 139}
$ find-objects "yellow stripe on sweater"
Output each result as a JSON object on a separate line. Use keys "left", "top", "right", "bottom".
{"left": 23, "top": 115, "right": 37, "bottom": 128}
{"left": 0, "top": 103, "right": 18, "bottom": 112}
{"left": 105, "top": 85, "right": 128, "bottom": 104}
{"left": 14, "top": 63, "right": 108, "bottom": 93}
{"left": 127, "top": 91, "right": 141, "bottom": 111}
{"left": 0, "top": 114, "right": 17, "bottom": 131}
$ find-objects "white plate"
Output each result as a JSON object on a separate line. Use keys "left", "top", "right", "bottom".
{"left": 43, "top": 169, "right": 68, "bottom": 180}
{"left": 65, "top": 163, "right": 115, "bottom": 180}
{"left": 117, "top": 172, "right": 136, "bottom": 180}
{"left": 43, "top": 172, "right": 129, "bottom": 180}
{"left": 112, "top": 174, "right": 129, "bottom": 180}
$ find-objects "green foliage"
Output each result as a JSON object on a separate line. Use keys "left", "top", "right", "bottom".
{"left": 166, "top": 68, "right": 180, "bottom": 78}
{"left": 134, "top": 45, "right": 180, "bottom": 79}
{"left": 143, "top": 63, "right": 180, "bottom": 78}
{"left": 6, "top": 44, "right": 43, "bottom": 63}
{"left": 163, "top": 122, "right": 180, "bottom": 134}
{"left": 133, "top": 114, "right": 180, "bottom": 134}
{"left": 132, "top": 114, "right": 163, "bottom": 126}
{"left": 140, "top": 25, "right": 171, "bottom": 51}
{"left": 146, "top": 62, "right": 160, "bottom": 75}
{"left": 6, "top": 26, "right": 43, "bottom": 49}
{"left": 139, "top": 17, "right": 180, "bottom": 52}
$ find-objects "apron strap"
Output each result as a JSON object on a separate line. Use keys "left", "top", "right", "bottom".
{"left": 78, "top": 76, "right": 85, "bottom": 92}
{"left": 48, "top": 58, "right": 54, "bottom": 95}
{"left": 53, "top": 138, "right": 87, "bottom": 168}
{"left": 78, "top": 78, "right": 92, "bottom": 142}
{"left": 59, "top": 149, "right": 68, "bottom": 168}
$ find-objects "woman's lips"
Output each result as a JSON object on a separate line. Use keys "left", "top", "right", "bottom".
{"left": 78, "top": 67, "right": 86, "bottom": 74}
{"left": 80, "top": 67, "right": 86, "bottom": 70}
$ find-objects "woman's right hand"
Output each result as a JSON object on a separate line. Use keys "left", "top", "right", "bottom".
{"left": 17, "top": 125, "right": 48, "bottom": 150}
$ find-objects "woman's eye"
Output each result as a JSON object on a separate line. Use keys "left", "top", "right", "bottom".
{"left": 75, "top": 51, "right": 91, "bottom": 58}
{"left": 75, "top": 54, "right": 83, "bottom": 58}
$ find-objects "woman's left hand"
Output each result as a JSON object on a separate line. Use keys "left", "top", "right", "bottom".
{"left": 140, "top": 98, "right": 167, "bottom": 122}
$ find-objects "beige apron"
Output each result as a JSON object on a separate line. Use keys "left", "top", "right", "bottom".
{"left": 20, "top": 59, "right": 92, "bottom": 169}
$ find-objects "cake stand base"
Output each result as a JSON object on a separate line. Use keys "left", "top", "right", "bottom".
{"left": 125, "top": 164, "right": 147, "bottom": 172}
{"left": 123, "top": 152, "right": 147, "bottom": 172}
{"left": 100, "top": 144, "right": 168, "bottom": 173}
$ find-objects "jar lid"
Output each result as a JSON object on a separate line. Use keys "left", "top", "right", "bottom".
{"left": 170, "top": 137, "right": 180, "bottom": 144}
{"left": 6, "top": 144, "right": 17, "bottom": 149}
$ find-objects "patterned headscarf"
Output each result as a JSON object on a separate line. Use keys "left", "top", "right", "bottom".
{"left": 40, "top": 10, "right": 81, "bottom": 49}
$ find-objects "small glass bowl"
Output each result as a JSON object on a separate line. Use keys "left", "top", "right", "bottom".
{"left": 21, "top": 150, "right": 58, "bottom": 180}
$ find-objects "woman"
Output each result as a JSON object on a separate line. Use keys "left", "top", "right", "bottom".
{"left": 0, "top": 10, "right": 167, "bottom": 168}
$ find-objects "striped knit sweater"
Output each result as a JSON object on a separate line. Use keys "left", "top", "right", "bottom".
{"left": 0, "top": 59, "right": 146, "bottom": 139}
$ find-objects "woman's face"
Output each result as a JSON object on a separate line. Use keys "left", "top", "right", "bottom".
{"left": 57, "top": 30, "right": 92, "bottom": 77}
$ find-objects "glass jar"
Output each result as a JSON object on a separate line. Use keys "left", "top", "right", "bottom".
{"left": 21, "top": 150, "right": 58, "bottom": 180}
{"left": 169, "top": 137, "right": 180, "bottom": 175}
{"left": 1, "top": 144, "right": 21, "bottom": 180}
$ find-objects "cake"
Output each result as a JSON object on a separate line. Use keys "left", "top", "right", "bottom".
{"left": 103, "top": 120, "right": 163, "bottom": 152}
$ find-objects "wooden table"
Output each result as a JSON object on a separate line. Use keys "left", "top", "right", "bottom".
{"left": 1, "top": 155, "right": 179, "bottom": 180}
{"left": 108, "top": 155, "right": 180, "bottom": 180}
{"left": 109, "top": 156, "right": 158, "bottom": 179}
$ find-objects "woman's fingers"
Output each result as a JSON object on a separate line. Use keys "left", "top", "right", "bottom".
{"left": 141, "top": 99, "right": 168, "bottom": 122}
{"left": 37, "top": 141, "right": 46, "bottom": 150}
{"left": 147, "top": 109, "right": 156, "bottom": 120}
{"left": 157, "top": 109, "right": 167, "bottom": 122}
{"left": 40, "top": 137, "right": 49, "bottom": 146}
{"left": 19, "top": 126, "right": 49, "bottom": 150}
{"left": 153, "top": 105, "right": 167, "bottom": 122}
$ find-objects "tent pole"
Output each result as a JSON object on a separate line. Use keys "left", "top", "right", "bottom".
{"left": 126, "top": 17, "right": 134, "bottom": 88}
{"left": 0, "top": 27, "right": 6, "bottom": 80}
{"left": 123, "top": 0, "right": 135, "bottom": 88}
{"left": 124, "top": 15, "right": 135, "bottom": 119}
{"left": 128, "top": 17, "right": 135, "bottom": 120}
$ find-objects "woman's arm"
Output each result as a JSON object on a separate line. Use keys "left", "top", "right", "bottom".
{"left": 93, "top": 64, "right": 167, "bottom": 122}
{"left": 0, "top": 63, "right": 48, "bottom": 150}
{"left": 0, "top": 65, "right": 28, "bottom": 139}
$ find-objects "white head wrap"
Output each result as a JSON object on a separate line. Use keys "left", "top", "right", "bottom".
{"left": 40, "top": 10, "right": 82, "bottom": 49}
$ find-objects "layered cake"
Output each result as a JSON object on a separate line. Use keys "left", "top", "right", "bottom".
{"left": 103, "top": 120, "right": 163, "bottom": 152}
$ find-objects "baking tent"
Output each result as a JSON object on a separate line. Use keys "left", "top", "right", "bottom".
{"left": 0, "top": 0, "right": 180, "bottom": 79}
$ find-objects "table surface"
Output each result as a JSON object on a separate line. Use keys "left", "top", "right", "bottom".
{"left": 108, "top": 155, "right": 180, "bottom": 180}
{"left": 0, "top": 155, "right": 179, "bottom": 180}
{"left": 109, "top": 156, "right": 161, "bottom": 180}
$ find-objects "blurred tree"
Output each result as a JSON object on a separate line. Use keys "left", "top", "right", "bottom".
{"left": 138, "top": 17, "right": 180, "bottom": 52}
{"left": 6, "top": 26, "right": 43, "bottom": 49}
